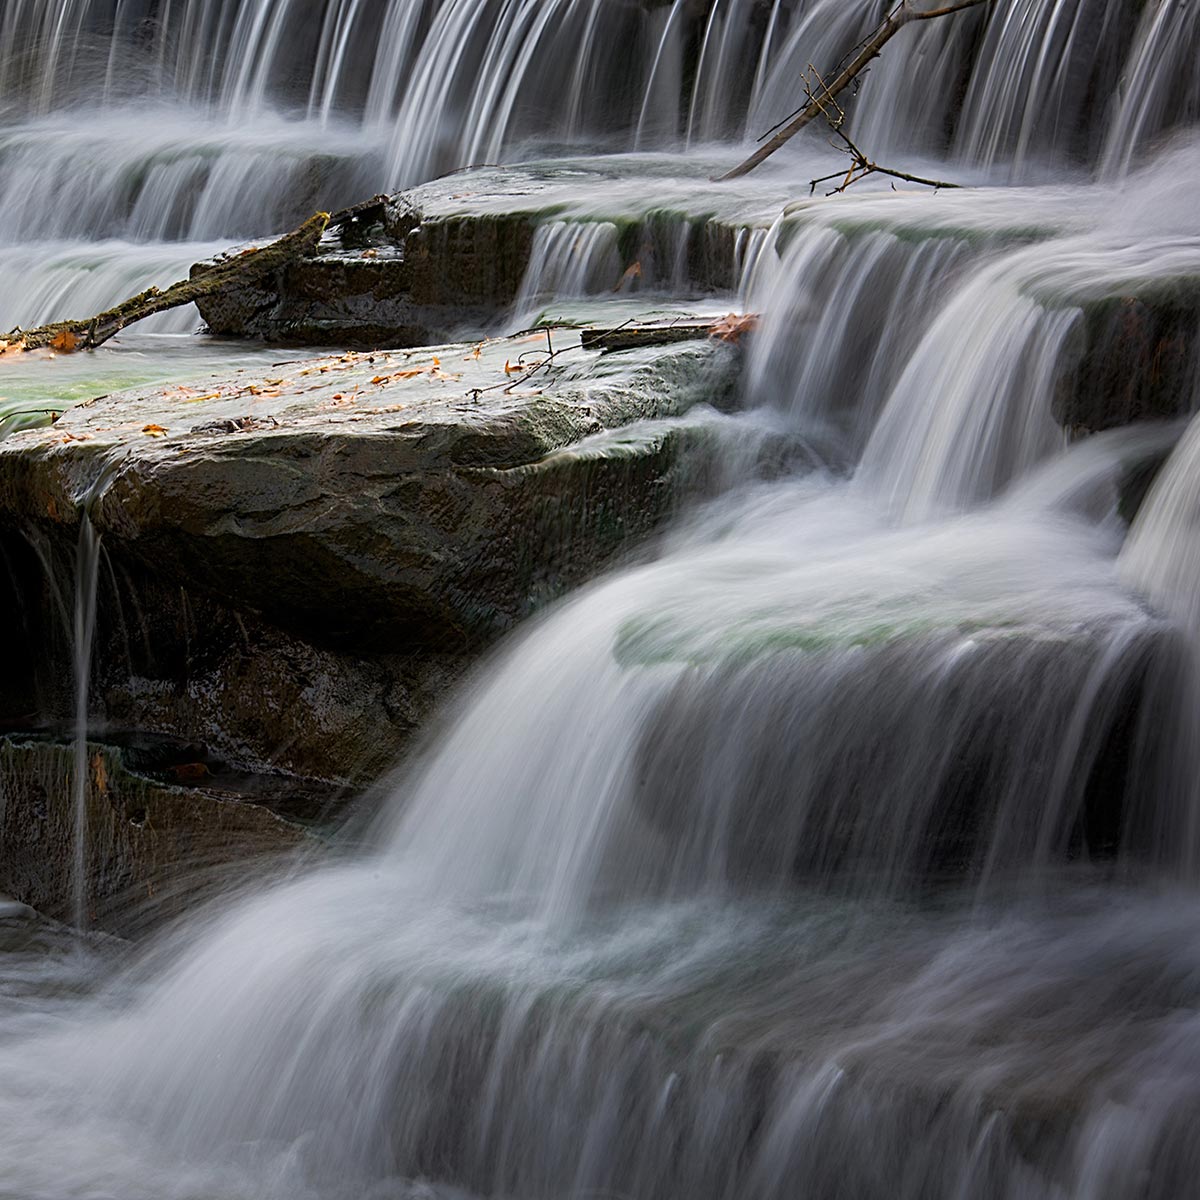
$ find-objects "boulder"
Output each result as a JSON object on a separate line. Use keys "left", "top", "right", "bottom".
{"left": 0, "top": 331, "right": 738, "bottom": 651}
{"left": 0, "top": 329, "right": 744, "bottom": 898}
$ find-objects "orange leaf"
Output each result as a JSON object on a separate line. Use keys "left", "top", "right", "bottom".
{"left": 142, "top": 424, "right": 169, "bottom": 437}
{"left": 372, "top": 368, "right": 426, "bottom": 384}
{"left": 615, "top": 261, "right": 642, "bottom": 292}
{"left": 708, "top": 313, "right": 760, "bottom": 344}
{"left": 50, "top": 330, "right": 81, "bottom": 353}
{"left": 169, "top": 762, "right": 211, "bottom": 782}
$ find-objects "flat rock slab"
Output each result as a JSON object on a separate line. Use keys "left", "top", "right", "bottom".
{"left": 0, "top": 330, "right": 739, "bottom": 651}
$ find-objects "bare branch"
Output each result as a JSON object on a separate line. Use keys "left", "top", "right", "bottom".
{"left": 717, "top": 0, "right": 992, "bottom": 182}
{"left": 6, "top": 213, "right": 330, "bottom": 353}
{"left": 797, "top": 63, "right": 961, "bottom": 195}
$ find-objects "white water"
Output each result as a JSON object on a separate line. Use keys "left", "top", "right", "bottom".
{"left": 4, "top": 3, "right": 1200, "bottom": 1198}
{"left": 69, "top": 512, "right": 101, "bottom": 930}
{"left": 1, "top": 0, "right": 1198, "bottom": 339}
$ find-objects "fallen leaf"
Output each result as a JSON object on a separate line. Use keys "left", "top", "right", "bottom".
{"left": 169, "top": 762, "right": 211, "bottom": 782}
{"left": 709, "top": 312, "right": 760, "bottom": 344}
{"left": 142, "top": 424, "right": 169, "bottom": 437}
{"left": 50, "top": 330, "right": 81, "bottom": 353}
{"left": 615, "top": 261, "right": 642, "bottom": 292}
{"left": 372, "top": 367, "right": 431, "bottom": 383}
{"left": 0, "top": 338, "right": 26, "bottom": 356}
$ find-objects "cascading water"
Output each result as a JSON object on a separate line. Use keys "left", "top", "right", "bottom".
{"left": 3, "top": 0, "right": 1199, "bottom": 333}
{"left": 69, "top": 512, "right": 101, "bottom": 930}
{"left": 5, "top": 2, "right": 1200, "bottom": 1198}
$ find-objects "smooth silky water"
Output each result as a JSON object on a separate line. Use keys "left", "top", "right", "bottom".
{"left": 4, "top": 2, "right": 1200, "bottom": 1197}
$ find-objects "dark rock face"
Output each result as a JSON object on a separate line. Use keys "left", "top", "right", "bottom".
{"left": 1055, "top": 291, "right": 1200, "bottom": 434}
{"left": 0, "top": 738, "right": 307, "bottom": 930}
{"left": 0, "top": 335, "right": 737, "bottom": 651}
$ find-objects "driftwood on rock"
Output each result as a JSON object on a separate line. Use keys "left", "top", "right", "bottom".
{"left": 718, "top": 0, "right": 993, "bottom": 182}
{"left": 5, "top": 213, "right": 330, "bottom": 352}
{"left": 587, "top": 315, "right": 759, "bottom": 353}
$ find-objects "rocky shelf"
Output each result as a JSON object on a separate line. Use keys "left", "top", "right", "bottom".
{"left": 193, "top": 159, "right": 787, "bottom": 345}
{"left": 0, "top": 327, "right": 750, "bottom": 922}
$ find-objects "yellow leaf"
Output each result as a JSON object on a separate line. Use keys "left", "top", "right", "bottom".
{"left": 142, "top": 424, "right": 169, "bottom": 437}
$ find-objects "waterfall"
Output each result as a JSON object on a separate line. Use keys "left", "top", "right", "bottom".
{"left": 70, "top": 514, "right": 101, "bottom": 930}
{"left": 1121, "top": 400, "right": 1200, "bottom": 641}
{"left": 4, "top": 3, "right": 1200, "bottom": 1199}
{"left": 3, "top": 0, "right": 1199, "bottom": 331}
{"left": 511, "top": 221, "right": 623, "bottom": 326}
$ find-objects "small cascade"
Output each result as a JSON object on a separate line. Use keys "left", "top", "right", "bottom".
{"left": 1121, "top": 409, "right": 1200, "bottom": 639}
{"left": 1102, "top": 0, "right": 1200, "bottom": 179}
{"left": 511, "top": 221, "right": 622, "bottom": 326}
{"left": 70, "top": 513, "right": 101, "bottom": 930}
{"left": 0, "top": 241, "right": 214, "bottom": 331}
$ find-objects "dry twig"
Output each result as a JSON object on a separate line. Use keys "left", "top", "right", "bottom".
{"left": 717, "top": 0, "right": 992, "bottom": 182}
{"left": 801, "top": 65, "right": 960, "bottom": 194}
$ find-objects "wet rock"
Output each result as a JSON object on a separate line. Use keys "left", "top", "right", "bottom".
{"left": 1055, "top": 290, "right": 1200, "bottom": 434}
{"left": 0, "top": 737, "right": 307, "bottom": 931}
{"left": 0, "top": 332, "right": 737, "bottom": 653}
{"left": 0, "top": 332, "right": 742, "bottom": 859}
{"left": 194, "top": 163, "right": 772, "bottom": 345}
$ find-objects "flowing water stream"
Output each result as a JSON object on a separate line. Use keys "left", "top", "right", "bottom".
{"left": 4, "top": 2, "right": 1200, "bottom": 1197}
